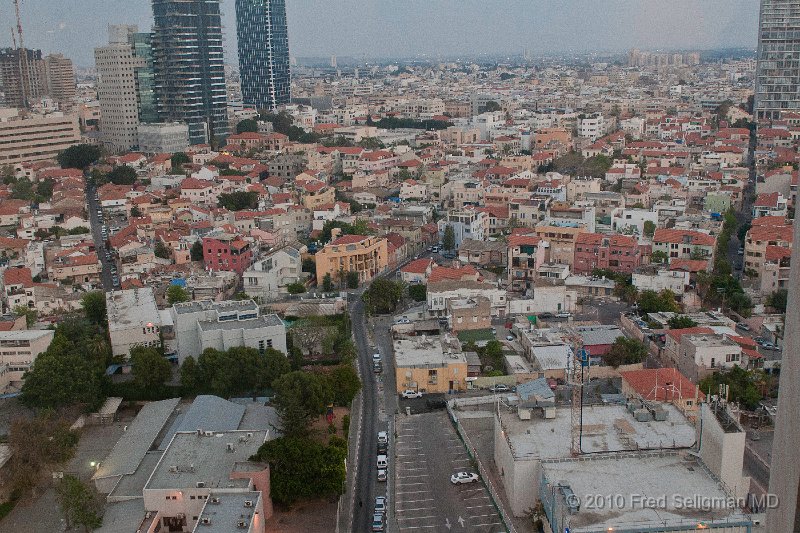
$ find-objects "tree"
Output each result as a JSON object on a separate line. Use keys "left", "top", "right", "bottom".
{"left": 236, "top": 118, "right": 259, "bottom": 134}
{"left": 287, "top": 281, "right": 306, "bottom": 294}
{"left": 766, "top": 289, "right": 788, "bottom": 313}
{"left": 699, "top": 366, "right": 762, "bottom": 410}
{"left": 643, "top": 220, "right": 656, "bottom": 238}
{"left": 13, "top": 305, "right": 37, "bottom": 328}
{"left": 166, "top": 284, "right": 190, "bottom": 305}
{"left": 727, "top": 292, "right": 753, "bottom": 318}
{"left": 408, "top": 284, "right": 426, "bottom": 302}
{"left": 218, "top": 191, "right": 259, "bottom": 211}
{"left": 322, "top": 273, "right": 334, "bottom": 292}
{"left": 362, "top": 278, "right": 404, "bottom": 315}
{"left": 130, "top": 346, "right": 172, "bottom": 389}
{"left": 171, "top": 152, "right": 190, "bottom": 170}
{"left": 10, "top": 177, "right": 34, "bottom": 201}
{"left": 130, "top": 206, "right": 142, "bottom": 218}
{"left": 603, "top": 337, "right": 647, "bottom": 368}
{"left": 637, "top": 289, "right": 680, "bottom": 315}
{"left": 249, "top": 436, "right": 346, "bottom": 505}
{"left": 357, "top": 137, "right": 385, "bottom": 150}
{"left": 190, "top": 240, "right": 204, "bottom": 262}
{"left": 56, "top": 475, "right": 103, "bottom": 532}
{"left": 81, "top": 291, "right": 107, "bottom": 327}
{"left": 57, "top": 144, "right": 100, "bottom": 170}
{"left": 272, "top": 371, "right": 326, "bottom": 437}
{"left": 180, "top": 355, "right": 201, "bottom": 394}
{"left": 21, "top": 350, "right": 104, "bottom": 409}
{"left": 154, "top": 240, "right": 171, "bottom": 260}
{"left": 346, "top": 271, "right": 359, "bottom": 289}
{"left": 442, "top": 225, "right": 455, "bottom": 252}
{"left": 650, "top": 250, "right": 668, "bottom": 263}
{"left": 667, "top": 315, "right": 698, "bottom": 329}
{"left": 324, "top": 364, "right": 361, "bottom": 406}
{"left": 107, "top": 165, "right": 137, "bottom": 185}
{"left": 484, "top": 100, "right": 502, "bottom": 112}
{"left": 9, "top": 414, "right": 78, "bottom": 498}
{"left": 302, "top": 257, "right": 316, "bottom": 274}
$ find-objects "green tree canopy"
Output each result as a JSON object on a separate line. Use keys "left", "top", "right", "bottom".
{"left": 218, "top": 191, "right": 259, "bottom": 211}
{"left": 603, "top": 337, "right": 647, "bottom": 368}
{"left": 166, "top": 284, "right": 190, "bottom": 305}
{"left": 107, "top": 165, "right": 137, "bottom": 185}
{"left": 442, "top": 225, "right": 455, "bottom": 252}
{"left": 483, "top": 101, "right": 502, "bottom": 112}
{"left": 408, "top": 284, "right": 426, "bottom": 302}
{"left": 13, "top": 305, "right": 37, "bottom": 328}
{"left": 249, "top": 436, "right": 347, "bottom": 505}
{"left": 9, "top": 413, "right": 78, "bottom": 497}
{"left": 81, "top": 291, "right": 107, "bottom": 327}
{"left": 637, "top": 289, "right": 680, "bottom": 315}
{"left": 346, "top": 271, "right": 359, "bottom": 289}
{"left": 272, "top": 371, "right": 326, "bottom": 437}
{"left": 180, "top": 346, "right": 289, "bottom": 397}
{"left": 130, "top": 347, "right": 172, "bottom": 389}
{"left": 643, "top": 220, "right": 656, "bottom": 238}
{"left": 57, "top": 144, "right": 100, "bottom": 170}
{"left": 287, "top": 282, "right": 306, "bottom": 294}
{"left": 766, "top": 289, "right": 788, "bottom": 313}
{"left": 362, "top": 278, "right": 404, "bottom": 315}
{"left": 667, "top": 315, "right": 698, "bottom": 329}
{"left": 698, "top": 366, "right": 763, "bottom": 410}
{"left": 56, "top": 475, "right": 103, "bottom": 532}
{"left": 322, "top": 273, "right": 334, "bottom": 292}
{"left": 171, "top": 152, "right": 190, "bottom": 170}
{"left": 154, "top": 240, "right": 171, "bottom": 260}
{"left": 190, "top": 240, "right": 204, "bottom": 262}
{"left": 236, "top": 118, "right": 259, "bottom": 134}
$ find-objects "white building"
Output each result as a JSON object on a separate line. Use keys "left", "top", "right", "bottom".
{"left": 610, "top": 207, "right": 658, "bottom": 237}
{"left": 170, "top": 299, "right": 286, "bottom": 363}
{"left": 427, "top": 280, "right": 506, "bottom": 318}
{"left": 243, "top": 244, "right": 306, "bottom": 302}
{"left": 0, "top": 329, "right": 55, "bottom": 393}
{"left": 107, "top": 288, "right": 162, "bottom": 358}
{"left": 577, "top": 113, "right": 608, "bottom": 140}
{"left": 137, "top": 122, "right": 190, "bottom": 154}
{"left": 438, "top": 209, "right": 488, "bottom": 248}
{"left": 632, "top": 268, "right": 690, "bottom": 294}
{"left": 94, "top": 25, "right": 145, "bottom": 153}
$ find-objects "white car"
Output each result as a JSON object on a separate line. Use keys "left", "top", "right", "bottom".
{"left": 377, "top": 431, "right": 388, "bottom": 444}
{"left": 372, "top": 353, "right": 381, "bottom": 362}
{"left": 374, "top": 496, "right": 387, "bottom": 514}
{"left": 555, "top": 312, "right": 573, "bottom": 318}
{"left": 450, "top": 472, "right": 479, "bottom": 484}
{"left": 401, "top": 389, "right": 422, "bottom": 399}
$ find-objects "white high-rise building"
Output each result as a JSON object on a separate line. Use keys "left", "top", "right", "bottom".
{"left": 95, "top": 25, "right": 145, "bottom": 153}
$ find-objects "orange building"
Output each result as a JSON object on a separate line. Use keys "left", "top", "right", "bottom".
{"left": 315, "top": 235, "right": 388, "bottom": 285}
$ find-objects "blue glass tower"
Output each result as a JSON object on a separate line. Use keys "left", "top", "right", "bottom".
{"left": 151, "top": 0, "right": 229, "bottom": 145}
{"left": 235, "top": 0, "right": 291, "bottom": 111}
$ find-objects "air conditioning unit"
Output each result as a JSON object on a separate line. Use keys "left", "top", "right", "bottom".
{"left": 204, "top": 431, "right": 214, "bottom": 437}
{"left": 237, "top": 520, "right": 248, "bottom": 528}
{"left": 201, "top": 517, "right": 211, "bottom": 525}
{"left": 226, "top": 443, "right": 235, "bottom": 452}
{"left": 211, "top": 497, "right": 220, "bottom": 504}
{"left": 196, "top": 481, "right": 205, "bottom": 488}
{"left": 244, "top": 500, "right": 253, "bottom": 508}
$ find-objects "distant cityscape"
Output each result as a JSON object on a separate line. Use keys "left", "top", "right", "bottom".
{"left": 0, "top": 1, "right": 798, "bottom": 533}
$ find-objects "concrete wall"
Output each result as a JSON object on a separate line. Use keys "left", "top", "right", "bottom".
{"left": 698, "top": 403, "right": 749, "bottom": 501}
{"left": 493, "top": 413, "right": 539, "bottom": 517}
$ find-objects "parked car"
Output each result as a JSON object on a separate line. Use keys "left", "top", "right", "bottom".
{"left": 506, "top": 335, "right": 515, "bottom": 341}
{"left": 377, "top": 454, "right": 387, "bottom": 468}
{"left": 489, "top": 384, "right": 510, "bottom": 393}
{"left": 374, "top": 496, "right": 387, "bottom": 514}
{"left": 373, "top": 362, "right": 382, "bottom": 374}
{"left": 555, "top": 312, "right": 573, "bottom": 318}
{"left": 371, "top": 513, "right": 385, "bottom": 532}
{"left": 538, "top": 312, "right": 554, "bottom": 319}
{"left": 372, "top": 353, "right": 381, "bottom": 362}
{"left": 401, "top": 389, "right": 422, "bottom": 399}
{"left": 450, "top": 472, "right": 479, "bottom": 484}
{"left": 754, "top": 337, "right": 766, "bottom": 345}
{"left": 736, "top": 322, "right": 751, "bottom": 331}
{"left": 377, "top": 431, "right": 388, "bottom": 445}
{"left": 377, "top": 469, "right": 387, "bottom": 482}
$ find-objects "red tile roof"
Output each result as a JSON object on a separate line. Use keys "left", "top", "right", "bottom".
{"left": 665, "top": 327, "right": 714, "bottom": 343}
{"left": 330, "top": 234, "right": 370, "bottom": 245}
{"left": 621, "top": 368, "right": 705, "bottom": 402}
{"left": 428, "top": 265, "right": 479, "bottom": 283}
{"left": 401, "top": 258, "right": 434, "bottom": 274}
{"left": 653, "top": 228, "right": 715, "bottom": 247}
{"left": 3, "top": 266, "right": 32, "bottom": 287}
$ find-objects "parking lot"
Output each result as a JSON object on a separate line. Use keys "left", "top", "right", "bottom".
{"left": 394, "top": 411, "right": 504, "bottom": 532}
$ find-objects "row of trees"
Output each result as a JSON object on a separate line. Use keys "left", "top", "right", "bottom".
{"left": 180, "top": 346, "right": 291, "bottom": 398}
{"left": 362, "top": 278, "right": 404, "bottom": 315}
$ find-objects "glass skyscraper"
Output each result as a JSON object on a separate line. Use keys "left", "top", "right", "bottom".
{"left": 151, "top": 0, "right": 229, "bottom": 145}
{"left": 755, "top": 0, "right": 800, "bottom": 119}
{"left": 130, "top": 32, "right": 159, "bottom": 124}
{"left": 235, "top": 0, "right": 291, "bottom": 111}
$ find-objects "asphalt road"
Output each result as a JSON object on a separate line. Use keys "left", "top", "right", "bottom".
{"left": 85, "top": 182, "right": 114, "bottom": 290}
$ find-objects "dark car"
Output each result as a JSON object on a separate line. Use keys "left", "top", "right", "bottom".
{"left": 426, "top": 398, "right": 447, "bottom": 410}
{"left": 538, "top": 312, "right": 554, "bottom": 319}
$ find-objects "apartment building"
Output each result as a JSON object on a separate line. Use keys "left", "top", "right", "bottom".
{"left": 438, "top": 209, "right": 488, "bottom": 248}
{"left": 170, "top": 299, "right": 287, "bottom": 363}
{"left": 203, "top": 234, "right": 254, "bottom": 275}
{"left": 573, "top": 232, "right": 641, "bottom": 274}
{"left": 744, "top": 222, "right": 792, "bottom": 274}
{"left": 394, "top": 336, "right": 468, "bottom": 394}
{"left": 243, "top": 243, "right": 306, "bottom": 301}
{"left": 0, "top": 329, "right": 55, "bottom": 393}
{"left": 137, "top": 122, "right": 190, "bottom": 154}
{"left": 507, "top": 233, "right": 548, "bottom": 293}
{"left": 532, "top": 224, "right": 586, "bottom": 265}
{"left": 0, "top": 108, "right": 80, "bottom": 166}
{"left": 652, "top": 228, "right": 716, "bottom": 263}
{"left": 752, "top": 192, "right": 789, "bottom": 219}
{"left": 663, "top": 327, "right": 743, "bottom": 382}
{"left": 314, "top": 235, "right": 388, "bottom": 285}
{"left": 106, "top": 288, "right": 162, "bottom": 358}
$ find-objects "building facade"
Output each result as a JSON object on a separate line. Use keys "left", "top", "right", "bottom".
{"left": 137, "top": 122, "right": 190, "bottom": 154}
{"left": 755, "top": 0, "right": 800, "bottom": 119}
{"left": 203, "top": 234, "right": 254, "bottom": 275}
{"left": 0, "top": 47, "right": 45, "bottom": 109}
{"left": 0, "top": 108, "right": 80, "bottom": 166}
{"left": 43, "top": 54, "right": 76, "bottom": 111}
{"left": 235, "top": 0, "right": 291, "bottom": 110}
{"left": 106, "top": 288, "right": 162, "bottom": 358}
{"left": 152, "top": 0, "right": 229, "bottom": 145}
{"left": 314, "top": 235, "right": 388, "bottom": 285}
{"left": 0, "top": 329, "right": 55, "bottom": 393}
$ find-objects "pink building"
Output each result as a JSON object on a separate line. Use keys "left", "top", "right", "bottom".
{"left": 573, "top": 232, "right": 641, "bottom": 274}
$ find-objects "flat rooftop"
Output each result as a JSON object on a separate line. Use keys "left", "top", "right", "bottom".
{"left": 146, "top": 430, "right": 269, "bottom": 490}
{"left": 197, "top": 491, "right": 260, "bottom": 532}
{"left": 197, "top": 314, "right": 283, "bottom": 332}
{"left": 106, "top": 288, "right": 160, "bottom": 332}
{"left": 394, "top": 336, "right": 466, "bottom": 368}
{"left": 172, "top": 299, "right": 259, "bottom": 315}
{"left": 500, "top": 403, "right": 696, "bottom": 460}
{"left": 542, "top": 452, "right": 750, "bottom": 532}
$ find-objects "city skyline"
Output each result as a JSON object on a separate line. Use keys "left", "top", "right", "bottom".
{"left": 0, "top": 0, "right": 760, "bottom": 67}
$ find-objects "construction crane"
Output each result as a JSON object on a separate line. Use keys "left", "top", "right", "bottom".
{"left": 13, "top": 0, "right": 29, "bottom": 108}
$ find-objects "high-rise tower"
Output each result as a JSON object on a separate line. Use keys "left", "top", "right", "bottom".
{"left": 235, "top": 0, "right": 291, "bottom": 111}
{"left": 151, "top": 0, "right": 229, "bottom": 145}
{"left": 755, "top": 0, "right": 800, "bottom": 120}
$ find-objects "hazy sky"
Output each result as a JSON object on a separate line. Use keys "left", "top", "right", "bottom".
{"left": 0, "top": 0, "right": 759, "bottom": 67}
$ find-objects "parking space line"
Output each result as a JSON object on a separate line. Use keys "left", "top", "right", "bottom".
{"left": 396, "top": 506, "right": 436, "bottom": 513}
{"left": 458, "top": 487, "right": 484, "bottom": 494}
{"left": 464, "top": 495, "right": 491, "bottom": 501}
{"left": 472, "top": 522, "right": 503, "bottom": 527}
{"left": 466, "top": 504, "right": 496, "bottom": 509}
{"left": 398, "top": 526, "right": 438, "bottom": 530}
{"left": 399, "top": 498, "right": 434, "bottom": 503}
{"left": 396, "top": 481, "right": 428, "bottom": 486}
{"left": 397, "top": 515, "right": 438, "bottom": 521}
{"left": 468, "top": 513, "right": 499, "bottom": 519}
{"left": 397, "top": 490, "right": 431, "bottom": 495}
{"left": 401, "top": 473, "right": 430, "bottom": 479}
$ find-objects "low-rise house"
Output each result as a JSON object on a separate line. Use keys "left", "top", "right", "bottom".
{"left": 399, "top": 258, "right": 434, "bottom": 284}
{"left": 394, "top": 335, "right": 468, "bottom": 394}
{"left": 457, "top": 239, "right": 507, "bottom": 268}
{"left": 572, "top": 233, "right": 641, "bottom": 274}
{"left": 652, "top": 228, "right": 715, "bottom": 264}
{"left": 243, "top": 243, "right": 306, "bottom": 301}
{"left": 620, "top": 367, "right": 705, "bottom": 420}
{"left": 0, "top": 329, "right": 55, "bottom": 393}
{"left": 314, "top": 235, "right": 388, "bottom": 286}
{"left": 107, "top": 288, "right": 162, "bottom": 358}
{"left": 663, "top": 327, "right": 743, "bottom": 382}
{"left": 447, "top": 296, "right": 492, "bottom": 333}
